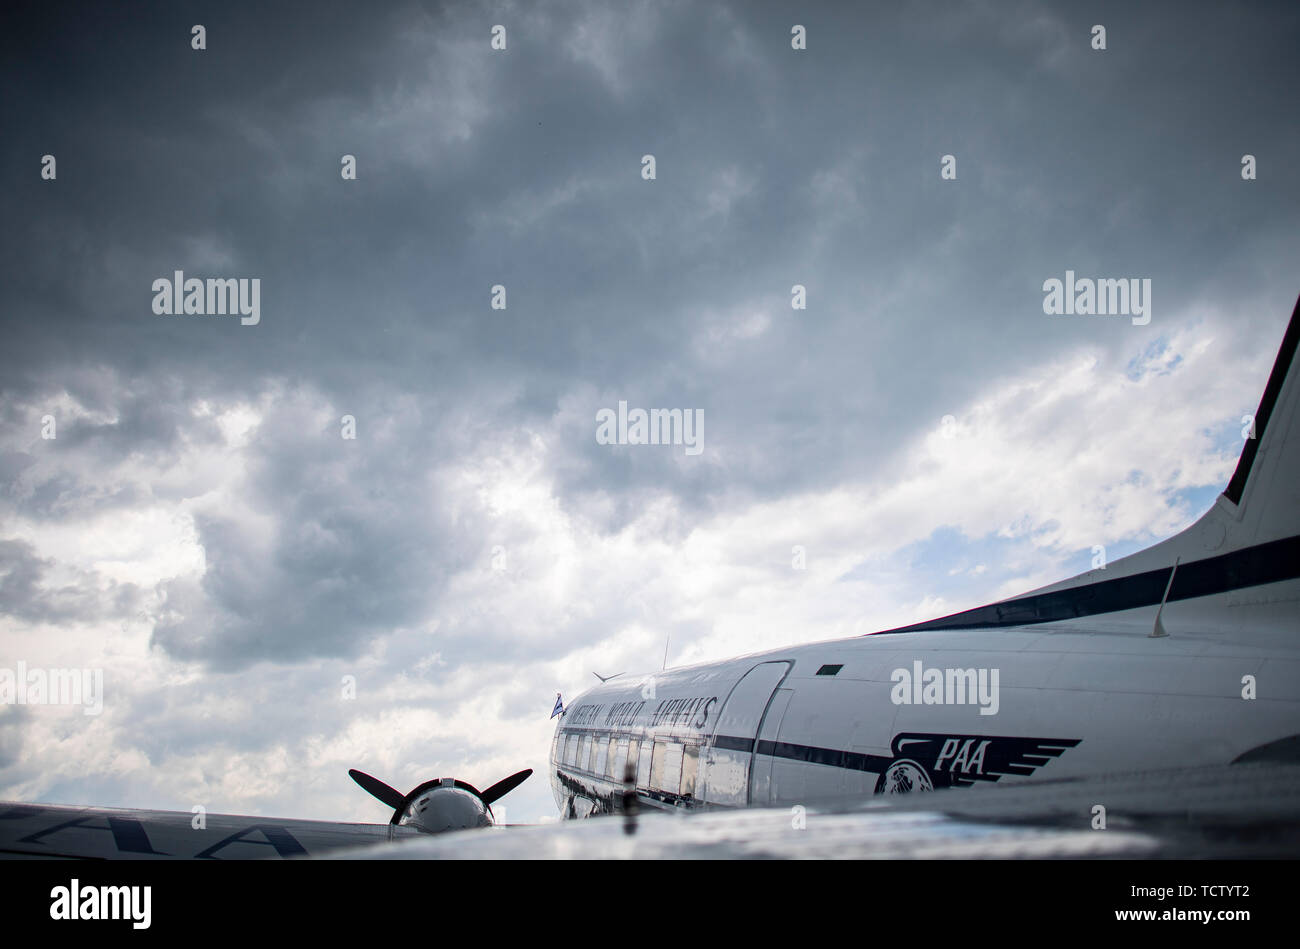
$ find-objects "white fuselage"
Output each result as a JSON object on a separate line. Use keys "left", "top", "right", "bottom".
{"left": 549, "top": 580, "right": 1300, "bottom": 816}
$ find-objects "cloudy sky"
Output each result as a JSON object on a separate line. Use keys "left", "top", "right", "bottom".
{"left": 1, "top": 0, "right": 1297, "bottom": 825}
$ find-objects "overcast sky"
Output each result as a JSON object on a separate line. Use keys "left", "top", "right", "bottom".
{"left": 1, "top": 0, "right": 1297, "bottom": 825}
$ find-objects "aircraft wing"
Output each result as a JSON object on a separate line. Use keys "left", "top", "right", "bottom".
{"left": 0, "top": 766, "right": 533, "bottom": 859}
{"left": 325, "top": 761, "right": 1300, "bottom": 860}
{"left": 0, "top": 801, "right": 422, "bottom": 859}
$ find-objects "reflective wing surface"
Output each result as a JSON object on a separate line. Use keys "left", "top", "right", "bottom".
{"left": 330, "top": 762, "right": 1300, "bottom": 859}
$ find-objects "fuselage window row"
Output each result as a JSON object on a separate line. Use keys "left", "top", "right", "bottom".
{"left": 556, "top": 729, "right": 701, "bottom": 800}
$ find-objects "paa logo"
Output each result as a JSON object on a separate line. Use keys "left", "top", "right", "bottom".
{"left": 873, "top": 733, "right": 1081, "bottom": 793}
{"left": 879, "top": 759, "right": 934, "bottom": 794}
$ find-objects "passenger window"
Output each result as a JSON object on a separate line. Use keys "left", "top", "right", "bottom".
{"left": 650, "top": 741, "right": 667, "bottom": 790}
{"left": 660, "top": 743, "right": 683, "bottom": 793}
{"left": 681, "top": 744, "right": 700, "bottom": 797}
{"left": 593, "top": 736, "right": 608, "bottom": 776}
{"left": 651, "top": 741, "right": 685, "bottom": 793}
{"left": 608, "top": 738, "right": 624, "bottom": 779}
{"left": 564, "top": 733, "right": 577, "bottom": 766}
{"left": 579, "top": 735, "right": 591, "bottom": 771}
{"left": 625, "top": 740, "right": 640, "bottom": 782}
{"left": 637, "top": 740, "right": 653, "bottom": 790}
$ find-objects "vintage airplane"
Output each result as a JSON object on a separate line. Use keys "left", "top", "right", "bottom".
{"left": 4, "top": 298, "right": 1296, "bottom": 859}
{"left": 548, "top": 297, "right": 1300, "bottom": 821}
{"left": 0, "top": 767, "right": 531, "bottom": 859}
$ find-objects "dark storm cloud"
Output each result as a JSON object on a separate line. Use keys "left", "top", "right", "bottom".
{"left": 1, "top": 371, "right": 226, "bottom": 521}
{"left": 1, "top": 0, "right": 1297, "bottom": 676}
{"left": 149, "top": 384, "right": 490, "bottom": 667}
{"left": 0, "top": 538, "right": 142, "bottom": 624}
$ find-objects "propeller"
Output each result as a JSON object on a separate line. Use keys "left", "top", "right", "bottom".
{"left": 479, "top": 769, "right": 532, "bottom": 805}
{"left": 347, "top": 769, "right": 405, "bottom": 811}
{"left": 349, "top": 767, "right": 533, "bottom": 824}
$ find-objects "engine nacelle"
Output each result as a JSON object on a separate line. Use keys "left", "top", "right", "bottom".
{"left": 393, "top": 778, "right": 492, "bottom": 834}
{"left": 349, "top": 766, "right": 530, "bottom": 836}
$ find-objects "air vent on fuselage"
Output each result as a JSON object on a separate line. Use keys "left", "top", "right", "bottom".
{"left": 815, "top": 664, "right": 843, "bottom": 676}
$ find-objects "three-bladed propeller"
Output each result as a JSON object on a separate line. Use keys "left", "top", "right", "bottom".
{"left": 348, "top": 766, "right": 533, "bottom": 825}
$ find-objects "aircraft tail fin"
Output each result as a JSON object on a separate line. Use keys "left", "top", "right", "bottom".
{"left": 1218, "top": 294, "right": 1300, "bottom": 544}
{"left": 879, "top": 293, "right": 1300, "bottom": 634}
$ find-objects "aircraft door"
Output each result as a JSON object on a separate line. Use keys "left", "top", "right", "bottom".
{"left": 749, "top": 687, "right": 793, "bottom": 805}
{"left": 700, "top": 661, "right": 792, "bottom": 807}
